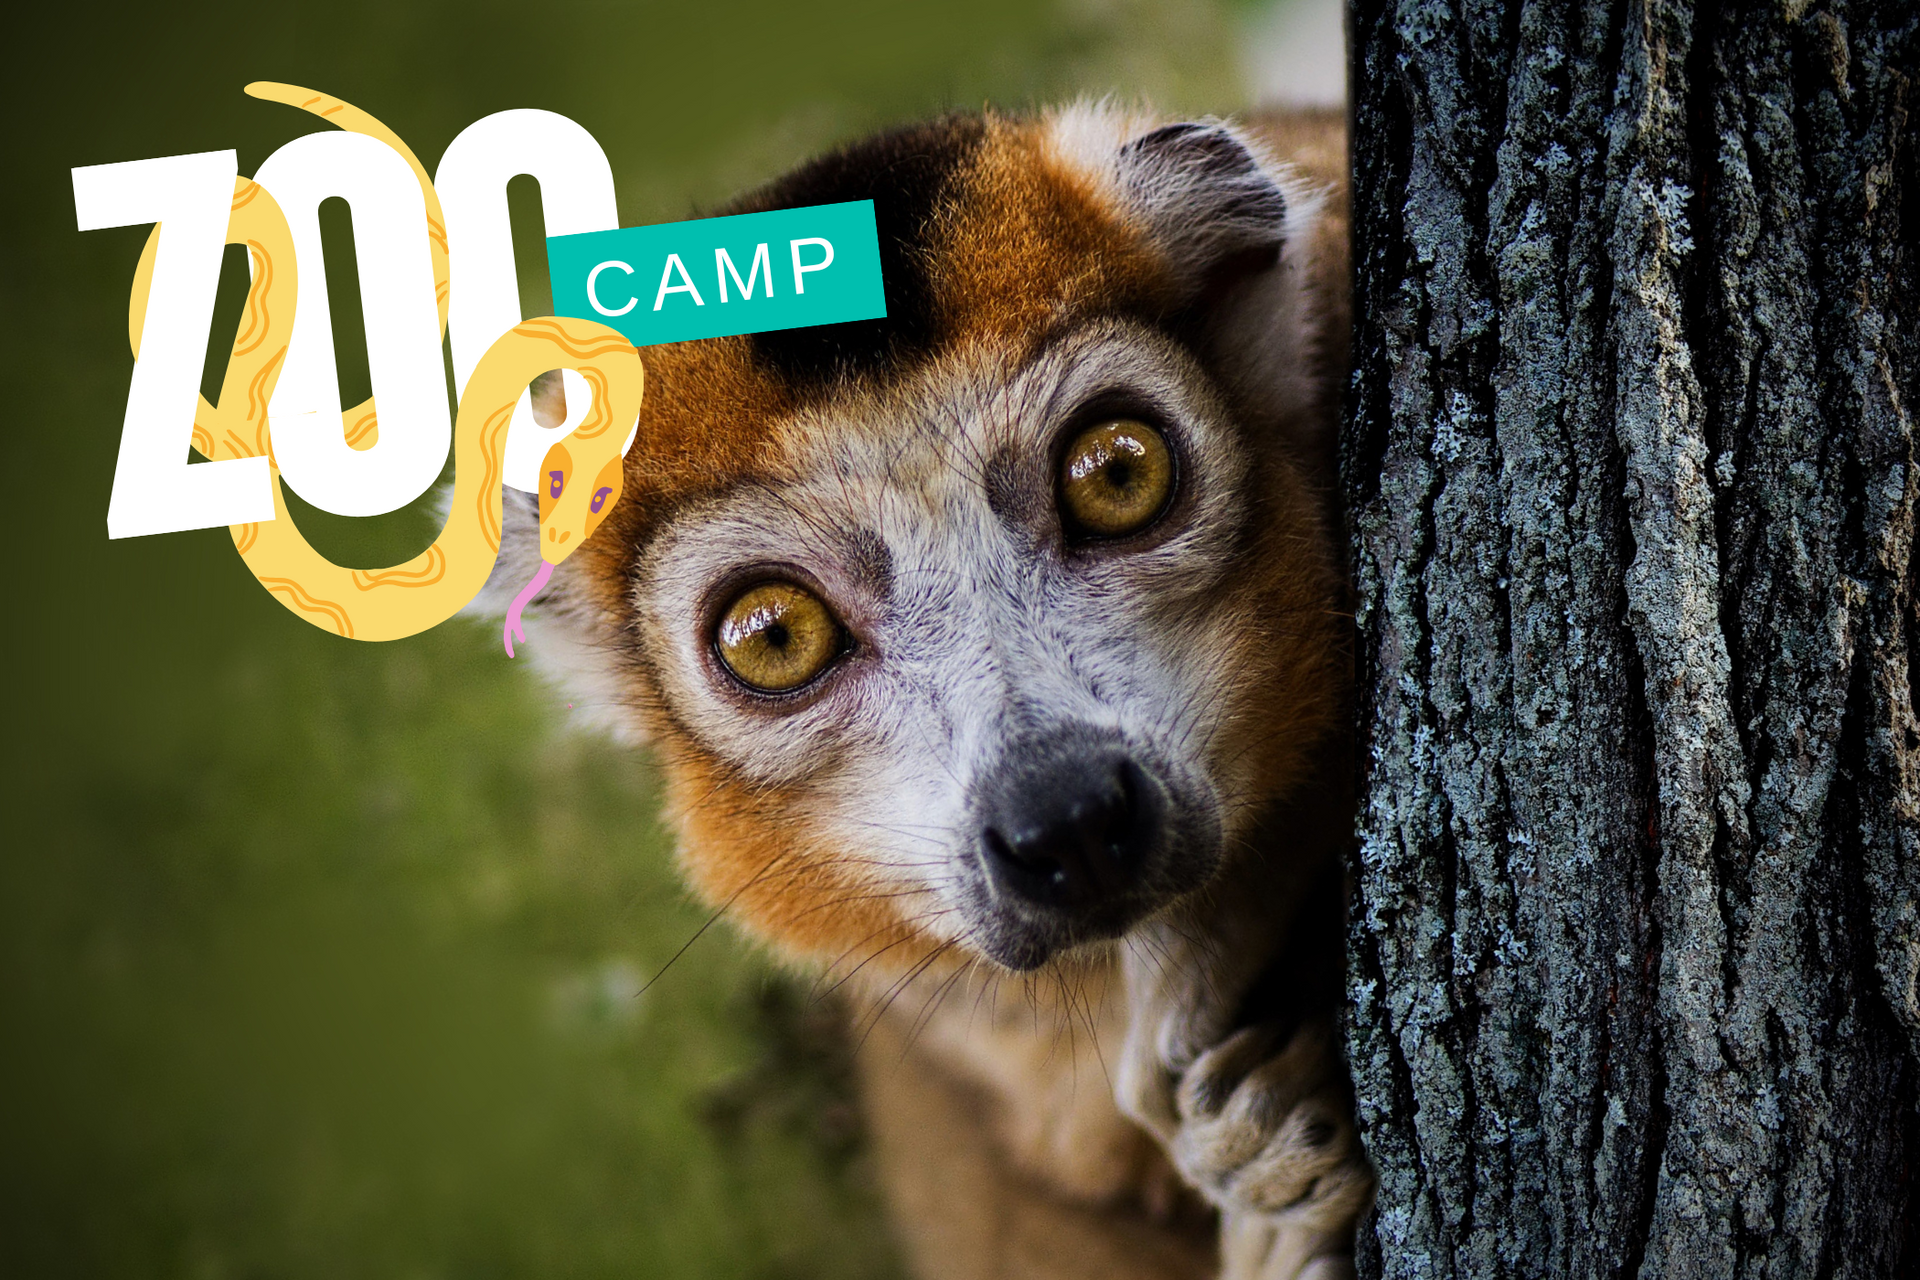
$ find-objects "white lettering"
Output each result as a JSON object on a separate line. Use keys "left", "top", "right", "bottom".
{"left": 790, "top": 237, "right": 834, "bottom": 294}
{"left": 72, "top": 149, "right": 274, "bottom": 537}
{"left": 434, "top": 108, "right": 622, "bottom": 493}
{"left": 254, "top": 131, "right": 452, "bottom": 517}
{"left": 715, "top": 243, "right": 773, "bottom": 303}
{"left": 587, "top": 260, "right": 637, "bottom": 316}
{"left": 652, "top": 253, "right": 705, "bottom": 310}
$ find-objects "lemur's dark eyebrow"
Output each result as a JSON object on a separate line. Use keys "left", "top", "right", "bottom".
{"left": 983, "top": 447, "right": 1033, "bottom": 528}
{"left": 843, "top": 527, "right": 894, "bottom": 600}
{"left": 735, "top": 115, "right": 987, "bottom": 386}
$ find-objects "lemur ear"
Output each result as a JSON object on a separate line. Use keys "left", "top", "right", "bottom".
{"left": 1091, "top": 116, "right": 1340, "bottom": 456}
{"left": 1116, "top": 122, "right": 1292, "bottom": 293}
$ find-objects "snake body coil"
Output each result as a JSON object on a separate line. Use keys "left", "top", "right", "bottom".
{"left": 126, "top": 84, "right": 644, "bottom": 650}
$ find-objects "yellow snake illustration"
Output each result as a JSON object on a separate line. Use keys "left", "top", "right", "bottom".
{"left": 125, "top": 83, "right": 644, "bottom": 653}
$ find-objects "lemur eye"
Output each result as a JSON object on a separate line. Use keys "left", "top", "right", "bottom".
{"left": 1058, "top": 419, "right": 1174, "bottom": 538}
{"left": 715, "top": 581, "right": 842, "bottom": 693}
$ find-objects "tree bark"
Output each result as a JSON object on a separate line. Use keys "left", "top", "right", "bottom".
{"left": 1340, "top": 0, "right": 1919, "bottom": 1274}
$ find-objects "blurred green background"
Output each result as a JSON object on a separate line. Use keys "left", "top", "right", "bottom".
{"left": 0, "top": 2, "right": 1291, "bottom": 1276}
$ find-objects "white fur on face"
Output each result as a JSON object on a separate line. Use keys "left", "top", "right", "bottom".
{"left": 632, "top": 319, "right": 1263, "bottom": 951}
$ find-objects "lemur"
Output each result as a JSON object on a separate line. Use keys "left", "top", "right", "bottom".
{"left": 479, "top": 102, "right": 1370, "bottom": 1280}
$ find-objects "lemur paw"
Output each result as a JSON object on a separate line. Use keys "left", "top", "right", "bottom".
{"left": 1170, "top": 1018, "right": 1365, "bottom": 1213}
{"left": 1148, "top": 1015, "right": 1372, "bottom": 1280}
{"left": 1113, "top": 862, "right": 1371, "bottom": 1278}
{"left": 1219, "top": 1206, "right": 1359, "bottom": 1280}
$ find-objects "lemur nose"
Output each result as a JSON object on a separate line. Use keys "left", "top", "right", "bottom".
{"left": 982, "top": 756, "right": 1155, "bottom": 911}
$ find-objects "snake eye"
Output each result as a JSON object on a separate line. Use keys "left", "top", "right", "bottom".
{"left": 714, "top": 581, "right": 844, "bottom": 693}
{"left": 1058, "top": 419, "right": 1175, "bottom": 539}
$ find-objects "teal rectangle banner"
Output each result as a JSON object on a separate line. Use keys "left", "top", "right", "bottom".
{"left": 546, "top": 200, "right": 886, "bottom": 348}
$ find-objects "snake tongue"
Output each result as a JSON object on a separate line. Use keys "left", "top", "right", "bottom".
{"left": 502, "top": 559, "right": 557, "bottom": 658}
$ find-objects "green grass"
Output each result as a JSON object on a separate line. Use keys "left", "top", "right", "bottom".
{"left": 0, "top": 2, "right": 1244, "bottom": 1275}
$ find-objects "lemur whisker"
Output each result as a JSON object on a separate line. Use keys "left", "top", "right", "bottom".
{"left": 852, "top": 939, "right": 959, "bottom": 1056}
{"left": 787, "top": 884, "right": 953, "bottom": 926}
{"left": 813, "top": 912, "right": 956, "bottom": 1002}
{"left": 636, "top": 842, "right": 801, "bottom": 998}
{"left": 963, "top": 957, "right": 1002, "bottom": 1035}
{"left": 1123, "top": 932, "right": 1178, "bottom": 993}
{"left": 901, "top": 957, "right": 974, "bottom": 1060}
{"left": 831, "top": 816, "right": 959, "bottom": 848}
{"left": 810, "top": 922, "right": 924, "bottom": 1000}
{"left": 1056, "top": 968, "right": 1115, "bottom": 1099}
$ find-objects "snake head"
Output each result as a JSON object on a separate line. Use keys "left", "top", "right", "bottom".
{"left": 505, "top": 437, "right": 628, "bottom": 658}
{"left": 535, "top": 440, "right": 627, "bottom": 564}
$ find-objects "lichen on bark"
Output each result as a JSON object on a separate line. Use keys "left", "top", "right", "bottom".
{"left": 1341, "top": 0, "right": 1919, "bottom": 1274}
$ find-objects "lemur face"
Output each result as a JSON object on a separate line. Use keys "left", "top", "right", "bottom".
{"left": 509, "top": 105, "right": 1348, "bottom": 976}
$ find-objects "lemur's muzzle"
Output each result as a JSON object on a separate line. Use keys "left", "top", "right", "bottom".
{"left": 969, "top": 724, "right": 1201, "bottom": 967}
{"left": 981, "top": 754, "right": 1156, "bottom": 912}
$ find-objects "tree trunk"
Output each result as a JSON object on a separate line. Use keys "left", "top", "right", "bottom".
{"left": 1340, "top": 0, "right": 1919, "bottom": 1274}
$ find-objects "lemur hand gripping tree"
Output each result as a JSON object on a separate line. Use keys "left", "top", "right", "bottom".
{"left": 1342, "top": 0, "right": 1917, "bottom": 1274}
